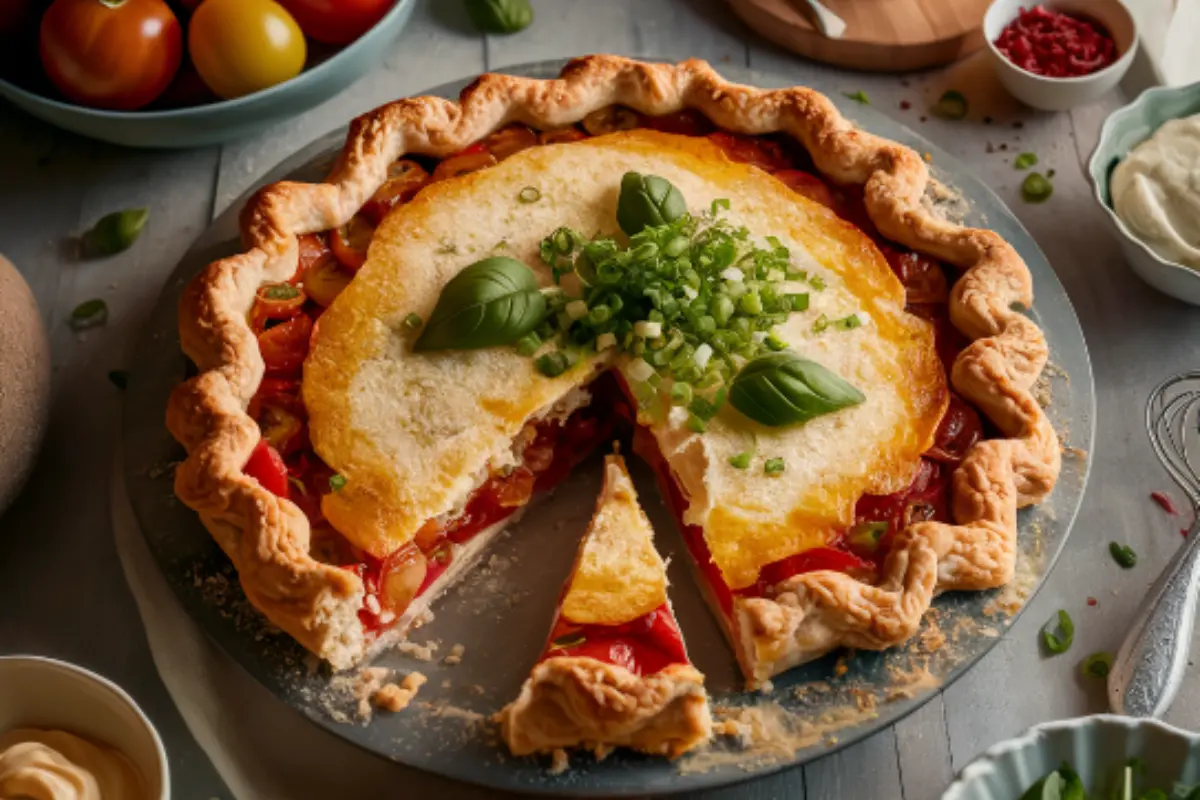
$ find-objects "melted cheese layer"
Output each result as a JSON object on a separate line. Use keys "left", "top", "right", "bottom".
{"left": 303, "top": 130, "right": 946, "bottom": 574}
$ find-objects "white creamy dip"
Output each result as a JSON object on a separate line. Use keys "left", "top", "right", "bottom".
{"left": 0, "top": 728, "right": 148, "bottom": 800}
{"left": 1112, "top": 114, "right": 1200, "bottom": 269}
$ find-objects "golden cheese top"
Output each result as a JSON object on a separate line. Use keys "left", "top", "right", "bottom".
{"left": 303, "top": 130, "right": 945, "bottom": 574}
{"left": 560, "top": 455, "right": 668, "bottom": 626}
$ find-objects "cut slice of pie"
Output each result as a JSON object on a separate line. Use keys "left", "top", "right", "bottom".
{"left": 498, "top": 454, "right": 711, "bottom": 760}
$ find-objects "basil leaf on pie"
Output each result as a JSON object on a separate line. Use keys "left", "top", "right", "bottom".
{"left": 616, "top": 172, "right": 687, "bottom": 236}
{"left": 729, "top": 351, "right": 865, "bottom": 427}
{"left": 413, "top": 256, "right": 547, "bottom": 351}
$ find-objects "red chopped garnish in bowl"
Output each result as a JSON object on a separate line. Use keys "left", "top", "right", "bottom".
{"left": 994, "top": 6, "right": 1117, "bottom": 78}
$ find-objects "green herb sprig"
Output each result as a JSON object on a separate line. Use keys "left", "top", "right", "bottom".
{"left": 1042, "top": 609, "right": 1074, "bottom": 655}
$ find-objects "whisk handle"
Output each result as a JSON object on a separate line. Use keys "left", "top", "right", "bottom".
{"left": 1110, "top": 522, "right": 1200, "bottom": 717}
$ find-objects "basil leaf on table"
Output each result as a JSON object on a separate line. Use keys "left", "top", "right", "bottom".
{"left": 617, "top": 172, "right": 688, "bottom": 236}
{"left": 463, "top": 0, "right": 533, "bottom": 34}
{"left": 413, "top": 257, "right": 547, "bottom": 351}
{"left": 729, "top": 351, "right": 865, "bottom": 427}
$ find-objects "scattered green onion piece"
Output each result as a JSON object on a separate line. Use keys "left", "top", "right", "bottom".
{"left": 518, "top": 186, "right": 541, "bottom": 203}
{"left": 1022, "top": 172, "right": 1053, "bottom": 203}
{"left": 789, "top": 293, "right": 810, "bottom": 312}
{"left": 764, "top": 457, "right": 785, "bottom": 476}
{"left": 670, "top": 382, "right": 693, "bottom": 406}
{"left": 843, "top": 90, "right": 870, "bottom": 104}
{"left": 739, "top": 292, "right": 764, "bottom": 315}
{"left": 1014, "top": 152, "right": 1038, "bottom": 170}
{"left": 1110, "top": 542, "right": 1137, "bottom": 569}
{"left": 535, "top": 351, "right": 572, "bottom": 377}
{"left": 848, "top": 521, "right": 888, "bottom": 552}
{"left": 834, "top": 314, "right": 862, "bottom": 331}
{"left": 809, "top": 275, "right": 826, "bottom": 290}
{"left": 729, "top": 450, "right": 753, "bottom": 469}
{"left": 764, "top": 331, "right": 788, "bottom": 351}
{"left": 812, "top": 314, "right": 830, "bottom": 334}
{"left": 1081, "top": 651, "right": 1113, "bottom": 679}
{"left": 1042, "top": 609, "right": 1074, "bottom": 654}
{"left": 403, "top": 312, "right": 423, "bottom": 331}
{"left": 932, "top": 90, "right": 969, "bottom": 120}
{"left": 596, "top": 332, "right": 617, "bottom": 351}
{"left": 516, "top": 332, "right": 542, "bottom": 356}
{"left": 664, "top": 236, "right": 689, "bottom": 258}
{"left": 70, "top": 299, "right": 109, "bottom": 331}
{"left": 329, "top": 474, "right": 347, "bottom": 492}
{"left": 687, "top": 414, "right": 707, "bottom": 433}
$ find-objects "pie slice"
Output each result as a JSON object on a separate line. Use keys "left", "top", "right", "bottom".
{"left": 498, "top": 454, "right": 711, "bottom": 759}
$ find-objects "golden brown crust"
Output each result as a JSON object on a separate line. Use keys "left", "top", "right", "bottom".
{"left": 167, "top": 54, "right": 1058, "bottom": 674}
{"left": 497, "top": 658, "right": 711, "bottom": 759}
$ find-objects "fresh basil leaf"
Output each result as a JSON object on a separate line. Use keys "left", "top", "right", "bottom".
{"left": 617, "top": 172, "right": 688, "bottom": 236}
{"left": 414, "top": 256, "right": 547, "bottom": 351}
{"left": 729, "top": 351, "right": 865, "bottom": 427}
{"left": 82, "top": 207, "right": 149, "bottom": 258}
{"left": 464, "top": 0, "right": 533, "bottom": 33}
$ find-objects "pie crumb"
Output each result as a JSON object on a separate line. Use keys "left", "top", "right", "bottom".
{"left": 549, "top": 749, "right": 569, "bottom": 775}
{"left": 444, "top": 643, "right": 465, "bottom": 666}
{"left": 373, "top": 671, "right": 428, "bottom": 713}
{"left": 353, "top": 667, "right": 390, "bottom": 720}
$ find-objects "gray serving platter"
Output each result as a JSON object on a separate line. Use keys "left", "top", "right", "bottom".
{"left": 120, "top": 60, "right": 1095, "bottom": 796}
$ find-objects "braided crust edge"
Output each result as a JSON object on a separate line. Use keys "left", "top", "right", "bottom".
{"left": 164, "top": 55, "right": 1060, "bottom": 675}
{"left": 497, "top": 658, "right": 711, "bottom": 758}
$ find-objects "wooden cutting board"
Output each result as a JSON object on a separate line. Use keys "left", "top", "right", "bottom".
{"left": 729, "top": 0, "right": 993, "bottom": 72}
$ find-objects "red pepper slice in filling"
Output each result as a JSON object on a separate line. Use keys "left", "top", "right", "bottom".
{"left": 243, "top": 439, "right": 289, "bottom": 499}
{"left": 541, "top": 604, "right": 689, "bottom": 676}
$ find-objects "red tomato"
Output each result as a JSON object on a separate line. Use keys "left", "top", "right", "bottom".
{"left": 360, "top": 160, "right": 429, "bottom": 225}
{"left": 40, "top": 0, "right": 182, "bottom": 110}
{"left": 708, "top": 131, "right": 791, "bottom": 172}
{"left": 257, "top": 314, "right": 313, "bottom": 376}
{"left": 927, "top": 394, "right": 984, "bottom": 465}
{"left": 277, "top": 0, "right": 392, "bottom": 45}
{"left": 881, "top": 244, "right": 950, "bottom": 304}
{"left": 329, "top": 214, "right": 375, "bottom": 272}
{"left": 244, "top": 439, "right": 289, "bottom": 498}
{"left": 641, "top": 110, "right": 713, "bottom": 137}
{"left": 249, "top": 283, "right": 307, "bottom": 332}
{"left": 754, "top": 547, "right": 875, "bottom": 592}
{"left": 774, "top": 169, "right": 838, "bottom": 211}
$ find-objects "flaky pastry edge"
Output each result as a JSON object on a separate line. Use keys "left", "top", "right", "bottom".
{"left": 165, "top": 55, "right": 1060, "bottom": 676}
{"left": 497, "top": 658, "right": 711, "bottom": 759}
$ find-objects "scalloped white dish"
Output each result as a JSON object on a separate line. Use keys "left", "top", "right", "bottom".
{"left": 943, "top": 715, "right": 1200, "bottom": 799}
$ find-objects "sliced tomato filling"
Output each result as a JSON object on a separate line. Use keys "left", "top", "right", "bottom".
{"left": 539, "top": 603, "right": 689, "bottom": 676}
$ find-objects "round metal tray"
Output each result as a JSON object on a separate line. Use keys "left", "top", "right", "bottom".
{"left": 121, "top": 60, "right": 1095, "bottom": 796}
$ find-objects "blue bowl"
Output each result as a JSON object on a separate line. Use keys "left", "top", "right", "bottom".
{"left": 0, "top": 0, "right": 415, "bottom": 149}
{"left": 943, "top": 715, "right": 1200, "bottom": 799}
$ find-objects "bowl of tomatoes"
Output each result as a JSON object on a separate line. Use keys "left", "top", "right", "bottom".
{"left": 0, "top": 0, "right": 415, "bottom": 148}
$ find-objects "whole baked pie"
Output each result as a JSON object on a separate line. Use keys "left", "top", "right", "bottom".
{"left": 167, "top": 56, "right": 1060, "bottom": 732}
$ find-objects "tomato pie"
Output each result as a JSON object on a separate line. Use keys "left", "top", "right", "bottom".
{"left": 499, "top": 453, "right": 710, "bottom": 759}
{"left": 167, "top": 55, "right": 1060, "bottom": 702}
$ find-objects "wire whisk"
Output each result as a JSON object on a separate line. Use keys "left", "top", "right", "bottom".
{"left": 1111, "top": 373, "right": 1200, "bottom": 717}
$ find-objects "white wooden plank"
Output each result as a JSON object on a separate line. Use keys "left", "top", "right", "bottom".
{"left": 212, "top": 0, "right": 485, "bottom": 216}
{"left": 895, "top": 695, "right": 954, "bottom": 800}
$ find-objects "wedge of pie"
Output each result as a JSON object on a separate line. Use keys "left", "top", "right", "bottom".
{"left": 498, "top": 454, "right": 710, "bottom": 759}
{"left": 167, "top": 55, "right": 1060, "bottom": 700}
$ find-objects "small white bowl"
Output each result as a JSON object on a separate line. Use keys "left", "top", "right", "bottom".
{"left": 0, "top": 656, "right": 169, "bottom": 799}
{"left": 942, "top": 715, "right": 1200, "bottom": 799}
{"left": 982, "top": 0, "right": 1138, "bottom": 111}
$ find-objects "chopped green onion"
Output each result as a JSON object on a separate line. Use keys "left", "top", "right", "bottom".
{"left": 729, "top": 450, "right": 753, "bottom": 469}
{"left": 687, "top": 414, "right": 707, "bottom": 433}
{"left": 834, "top": 314, "right": 862, "bottom": 331}
{"left": 843, "top": 90, "right": 870, "bottom": 104}
{"left": 263, "top": 283, "right": 301, "bottom": 300}
{"left": 565, "top": 300, "right": 588, "bottom": 320}
{"left": 1042, "top": 609, "right": 1074, "bottom": 654}
{"left": 1021, "top": 172, "right": 1053, "bottom": 203}
{"left": 711, "top": 198, "right": 730, "bottom": 214}
{"left": 535, "top": 351, "right": 572, "bottom": 377}
{"left": 403, "top": 312, "right": 423, "bottom": 331}
{"left": 595, "top": 332, "right": 617, "bottom": 351}
{"left": 1014, "top": 152, "right": 1038, "bottom": 170}
{"left": 764, "top": 331, "right": 788, "bottom": 351}
{"left": 626, "top": 357, "right": 655, "bottom": 383}
{"left": 329, "top": 474, "right": 347, "bottom": 492}
{"left": 70, "top": 299, "right": 108, "bottom": 331}
{"left": 808, "top": 275, "right": 826, "bottom": 290}
{"left": 518, "top": 186, "right": 541, "bottom": 203}
{"left": 670, "top": 382, "right": 693, "bottom": 406}
{"left": 932, "top": 90, "right": 968, "bottom": 120}
{"left": 789, "top": 293, "right": 810, "bottom": 312}
{"left": 848, "top": 521, "right": 888, "bottom": 552}
{"left": 739, "top": 292, "right": 763, "bottom": 315}
{"left": 712, "top": 295, "right": 735, "bottom": 325}
{"left": 1081, "top": 651, "right": 1113, "bottom": 679}
{"left": 664, "top": 236, "right": 689, "bottom": 258}
{"left": 812, "top": 314, "right": 830, "bottom": 334}
{"left": 634, "top": 320, "right": 662, "bottom": 338}
{"left": 516, "top": 332, "right": 542, "bottom": 356}
{"left": 1110, "top": 542, "right": 1137, "bottom": 569}
{"left": 693, "top": 343, "right": 713, "bottom": 369}
{"left": 764, "top": 457, "right": 785, "bottom": 476}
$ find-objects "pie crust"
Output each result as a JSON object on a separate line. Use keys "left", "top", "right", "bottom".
{"left": 166, "top": 55, "right": 1059, "bottom": 677}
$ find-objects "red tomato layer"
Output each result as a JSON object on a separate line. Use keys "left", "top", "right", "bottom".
{"left": 540, "top": 603, "right": 690, "bottom": 676}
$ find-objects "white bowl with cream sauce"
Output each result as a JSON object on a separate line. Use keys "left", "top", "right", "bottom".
{"left": 0, "top": 656, "right": 168, "bottom": 799}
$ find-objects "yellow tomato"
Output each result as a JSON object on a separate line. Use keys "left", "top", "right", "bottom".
{"left": 189, "top": 0, "right": 306, "bottom": 100}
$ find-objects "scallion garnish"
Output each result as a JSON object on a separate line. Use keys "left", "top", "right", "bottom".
{"left": 329, "top": 474, "right": 347, "bottom": 492}
{"left": 1021, "top": 172, "right": 1053, "bottom": 203}
{"left": 843, "top": 90, "right": 870, "bottom": 104}
{"left": 931, "top": 90, "right": 968, "bottom": 120}
{"left": 70, "top": 299, "right": 108, "bottom": 331}
{"left": 1081, "top": 651, "right": 1113, "bottom": 679}
{"left": 536, "top": 350, "right": 572, "bottom": 377}
{"left": 1042, "top": 609, "right": 1074, "bottom": 654}
{"left": 1014, "top": 152, "right": 1038, "bottom": 170}
{"left": 518, "top": 186, "right": 541, "bottom": 203}
{"left": 403, "top": 312, "right": 423, "bottom": 331}
{"left": 764, "top": 457, "right": 785, "bottom": 476}
{"left": 1110, "top": 542, "right": 1137, "bottom": 569}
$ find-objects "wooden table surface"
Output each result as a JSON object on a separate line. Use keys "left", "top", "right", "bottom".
{"left": 2, "top": 1, "right": 1197, "bottom": 797}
